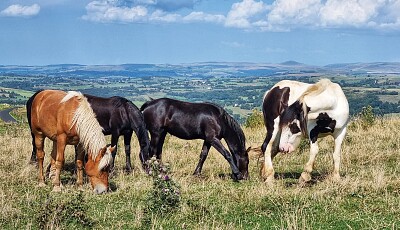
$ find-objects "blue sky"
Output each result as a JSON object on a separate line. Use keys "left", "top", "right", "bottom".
{"left": 1, "top": 0, "right": 400, "bottom": 66}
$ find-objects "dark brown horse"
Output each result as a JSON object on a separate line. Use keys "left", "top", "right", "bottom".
{"left": 27, "top": 90, "right": 115, "bottom": 194}
{"left": 140, "top": 98, "right": 249, "bottom": 180}
{"left": 83, "top": 94, "right": 150, "bottom": 172}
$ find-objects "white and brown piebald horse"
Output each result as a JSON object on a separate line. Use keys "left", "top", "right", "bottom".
{"left": 260, "top": 79, "right": 349, "bottom": 183}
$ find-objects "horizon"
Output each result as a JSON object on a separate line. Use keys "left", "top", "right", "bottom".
{"left": 1, "top": 1, "right": 400, "bottom": 66}
{"left": 2, "top": 60, "right": 400, "bottom": 67}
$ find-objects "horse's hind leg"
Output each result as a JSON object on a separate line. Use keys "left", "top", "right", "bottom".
{"left": 123, "top": 132, "right": 134, "bottom": 173}
{"left": 332, "top": 127, "right": 347, "bottom": 181}
{"left": 193, "top": 141, "right": 211, "bottom": 176}
{"left": 34, "top": 134, "right": 46, "bottom": 187}
{"left": 29, "top": 132, "right": 37, "bottom": 164}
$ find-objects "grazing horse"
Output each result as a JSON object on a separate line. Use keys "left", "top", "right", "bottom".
{"left": 79, "top": 94, "right": 149, "bottom": 172}
{"left": 27, "top": 90, "right": 115, "bottom": 194}
{"left": 140, "top": 98, "right": 249, "bottom": 180}
{"left": 260, "top": 79, "right": 349, "bottom": 183}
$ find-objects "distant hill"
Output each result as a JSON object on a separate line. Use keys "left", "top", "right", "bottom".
{"left": 1, "top": 61, "right": 399, "bottom": 78}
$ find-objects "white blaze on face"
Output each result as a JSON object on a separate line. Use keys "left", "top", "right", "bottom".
{"left": 279, "top": 120, "right": 302, "bottom": 153}
{"left": 98, "top": 146, "right": 113, "bottom": 171}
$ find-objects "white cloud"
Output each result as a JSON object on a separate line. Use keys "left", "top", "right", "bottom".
{"left": 83, "top": 1, "right": 148, "bottom": 23}
{"left": 150, "top": 10, "right": 181, "bottom": 22}
{"left": 225, "top": 0, "right": 267, "bottom": 28}
{"left": 183, "top": 11, "right": 225, "bottom": 24}
{"left": 319, "top": 0, "right": 385, "bottom": 27}
{"left": 250, "top": 0, "right": 400, "bottom": 31}
{"left": 81, "top": 0, "right": 400, "bottom": 31}
{"left": 267, "top": 0, "right": 321, "bottom": 26}
{"left": 1, "top": 4, "right": 40, "bottom": 17}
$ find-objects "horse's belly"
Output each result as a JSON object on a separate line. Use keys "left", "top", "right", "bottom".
{"left": 167, "top": 129, "right": 203, "bottom": 140}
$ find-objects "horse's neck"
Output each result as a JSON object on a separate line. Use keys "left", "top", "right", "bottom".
{"left": 224, "top": 129, "right": 244, "bottom": 153}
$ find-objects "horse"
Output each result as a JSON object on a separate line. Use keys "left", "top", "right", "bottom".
{"left": 78, "top": 94, "right": 149, "bottom": 172}
{"left": 140, "top": 97, "right": 249, "bottom": 181}
{"left": 27, "top": 89, "right": 115, "bottom": 194}
{"left": 260, "top": 79, "right": 349, "bottom": 183}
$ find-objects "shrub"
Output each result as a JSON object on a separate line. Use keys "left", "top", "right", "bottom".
{"left": 359, "top": 105, "right": 376, "bottom": 130}
{"left": 144, "top": 157, "right": 181, "bottom": 215}
{"left": 245, "top": 109, "right": 264, "bottom": 128}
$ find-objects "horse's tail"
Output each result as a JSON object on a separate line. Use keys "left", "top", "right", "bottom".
{"left": 126, "top": 100, "right": 150, "bottom": 165}
{"left": 26, "top": 90, "right": 44, "bottom": 163}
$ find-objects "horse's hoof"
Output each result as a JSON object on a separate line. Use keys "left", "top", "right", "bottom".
{"left": 331, "top": 174, "right": 341, "bottom": 182}
{"left": 38, "top": 182, "right": 46, "bottom": 187}
{"left": 231, "top": 172, "right": 243, "bottom": 181}
{"left": 124, "top": 167, "right": 133, "bottom": 174}
{"left": 52, "top": 186, "right": 62, "bottom": 192}
{"left": 299, "top": 172, "right": 311, "bottom": 183}
{"left": 264, "top": 176, "right": 275, "bottom": 184}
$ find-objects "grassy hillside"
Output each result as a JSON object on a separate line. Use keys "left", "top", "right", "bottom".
{"left": 0, "top": 116, "right": 399, "bottom": 229}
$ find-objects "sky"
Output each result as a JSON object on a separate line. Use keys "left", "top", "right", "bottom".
{"left": 1, "top": 0, "right": 400, "bottom": 66}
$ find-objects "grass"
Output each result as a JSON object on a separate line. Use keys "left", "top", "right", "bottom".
{"left": 0, "top": 116, "right": 399, "bottom": 229}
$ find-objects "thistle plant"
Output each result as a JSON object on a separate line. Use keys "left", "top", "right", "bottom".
{"left": 145, "top": 156, "right": 181, "bottom": 215}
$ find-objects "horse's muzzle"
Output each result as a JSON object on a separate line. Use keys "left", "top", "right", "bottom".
{"left": 93, "top": 184, "right": 108, "bottom": 194}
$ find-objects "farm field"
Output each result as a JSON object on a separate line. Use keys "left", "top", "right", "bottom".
{"left": 0, "top": 113, "right": 399, "bottom": 229}
{"left": 1, "top": 73, "right": 400, "bottom": 123}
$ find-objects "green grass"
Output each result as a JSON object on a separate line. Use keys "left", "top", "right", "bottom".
{"left": 0, "top": 116, "right": 399, "bottom": 229}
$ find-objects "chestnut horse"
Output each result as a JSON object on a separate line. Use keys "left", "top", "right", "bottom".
{"left": 140, "top": 98, "right": 249, "bottom": 181}
{"left": 27, "top": 90, "right": 115, "bottom": 194}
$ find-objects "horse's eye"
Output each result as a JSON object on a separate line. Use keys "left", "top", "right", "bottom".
{"left": 289, "top": 123, "right": 301, "bottom": 134}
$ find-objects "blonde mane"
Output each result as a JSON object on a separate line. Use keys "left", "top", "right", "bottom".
{"left": 299, "top": 79, "right": 331, "bottom": 110}
{"left": 61, "top": 91, "right": 106, "bottom": 161}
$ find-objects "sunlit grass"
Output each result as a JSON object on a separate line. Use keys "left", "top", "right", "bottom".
{"left": 0, "top": 117, "right": 399, "bottom": 229}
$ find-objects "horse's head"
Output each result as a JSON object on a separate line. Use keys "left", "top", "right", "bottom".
{"left": 279, "top": 101, "right": 308, "bottom": 153}
{"left": 85, "top": 145, "right": 115, "bottom": 194}
{"left": 238, "top": 147, "right": 251, "bottom": 180}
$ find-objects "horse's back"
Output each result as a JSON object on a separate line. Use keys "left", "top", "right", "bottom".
{"left": 142, "top": 98, "right": 223, "bottom": 139}
{"left": 30, "top": 90, "right": 78, "bottom": 140}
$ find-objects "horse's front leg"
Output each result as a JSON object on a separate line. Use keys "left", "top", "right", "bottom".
{"left": 149, "top": 131, "right": 167, "bottom": 160}
{"left": 193, "top": 141, "right": 211, "bottom": 176}
{"left": 75, "top": 144, "right": 85, "bottom": 188}
{"left": 52, "top": 134, "right": 67, "bottom": 192}
{"left": 210, "top": 138, "right": 242, "bottom": 181}
{"left": 123, "top": 132, "right": 133, "bottom": 173}
{"left": 48, "top": 142, "right": 57, "bottom": 180}
{"left": 299, "top": 140, "right": 319, "bottom": 184}
{"left": 261, "top": 121, "right": 280, "bottom": 183}
{"left": 110, "top": 133, "right": 119, "bottom": 171}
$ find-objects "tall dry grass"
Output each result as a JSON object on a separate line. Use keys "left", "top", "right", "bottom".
{"left": 0, "top": 116, "right": 399, "bottom": 229}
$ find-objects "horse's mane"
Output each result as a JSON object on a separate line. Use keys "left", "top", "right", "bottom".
{"left": 298, "top": 79, "right": 331, "bottom": 105}
{"left": 205, "top": 102, "right": 246, "bottom": 149}
{"left": 61, "top": 91, "right": 107, "bottom": 161}
{"left": 296, "top": 79, "right": 332, "bottom": 136}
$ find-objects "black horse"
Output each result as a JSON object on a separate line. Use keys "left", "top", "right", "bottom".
{"left": 140, "top": 97, "right": 249, "bottom": 180}
{"left": 29, "top": 93, "right": 150, "bottom": 172}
